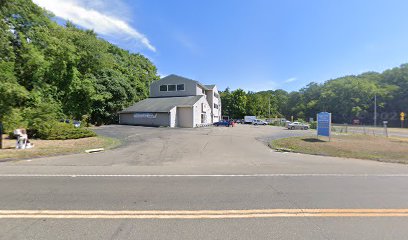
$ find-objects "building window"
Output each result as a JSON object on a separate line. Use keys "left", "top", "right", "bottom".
{"left": 177, "top": 84, "right": 185, "bottom": 91}
{"left": 214, "top": 103, "right": 219, "bottom": 109}
{"left": 160, "top": 85, "right": 167, "bottom": 91}
{"left": 214, "top": 92, "right": 219, "bottom": 98}
{"left": 168, "top": 84, "right": 176, "bottom": 91}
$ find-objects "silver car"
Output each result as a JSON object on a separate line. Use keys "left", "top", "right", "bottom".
{"left": 287, "top": 122, "right": 309, "bottom": 130}
{"left": 252, "top": 119, "right": 268, "bottom": 125}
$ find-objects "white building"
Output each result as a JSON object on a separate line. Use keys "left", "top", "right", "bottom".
{"left": 119, "top": 74, "right": 222, "bottom": 128}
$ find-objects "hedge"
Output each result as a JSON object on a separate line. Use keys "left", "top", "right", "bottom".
{"left": 31, "top": 122, "right": 96, "bottom": 140}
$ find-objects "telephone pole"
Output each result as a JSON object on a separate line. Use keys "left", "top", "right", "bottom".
{"left": 0, "top": 121, "right": 3, "bottom": 149}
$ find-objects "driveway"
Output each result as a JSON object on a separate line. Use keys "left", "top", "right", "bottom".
{"left": 1, "top": 124, "right": 407, "bottom": 175}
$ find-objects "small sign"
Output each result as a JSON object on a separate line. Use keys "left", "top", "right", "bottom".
{"left": 317, "top": 112, "right": 331, "bottom": 138}
{"left": 134, "top": 113, "right": 157, "bottom": 119}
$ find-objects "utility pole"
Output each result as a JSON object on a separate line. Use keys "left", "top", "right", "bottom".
{"left": 0, "top": 122, "right": 3, "bottom": 149}
{"left": 374, "top": 94, "right": 377, "bottom": 127}
{"left": 268, "top": 97, "right": 271, "bottom": 120}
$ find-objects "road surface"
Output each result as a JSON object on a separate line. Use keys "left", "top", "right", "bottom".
{"left": 1, "top": 125, "right": 408, "bottom": 239}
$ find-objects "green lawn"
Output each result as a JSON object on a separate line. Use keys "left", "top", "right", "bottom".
{"left": 270, "top": 134, "right": 408, "bottom": 164}
{"left": 0, "top": 135, "right": 120, "bottom": 161}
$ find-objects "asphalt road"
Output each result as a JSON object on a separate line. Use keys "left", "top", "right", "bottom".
{"left": 1, "top": 125, "right": 408, "bottom": 239}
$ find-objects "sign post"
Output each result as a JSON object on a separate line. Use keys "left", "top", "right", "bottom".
{"left": 317, "top": 112, "right": 332, "bottom": 141}
{"left": 400, "top": 112, "right": 405, "bottom": 128}
{"left": 383, "top": 121, "right": 388, "bottom": 138}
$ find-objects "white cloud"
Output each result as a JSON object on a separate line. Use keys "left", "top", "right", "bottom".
{"left": 284, "top": 77, "right": 297, "bottom": 83}
{"left": 33, "top": 0, "right": 156, "bottom": 52}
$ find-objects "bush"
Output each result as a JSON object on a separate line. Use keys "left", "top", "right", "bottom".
{"left": 309, "top": 121, "right": 317, "bottom": 129}
{"left": 2, "top": 108, "right": 27, "bottom": 134}
{"left": 31, "top": 122, "right": 96, "bottom": 140}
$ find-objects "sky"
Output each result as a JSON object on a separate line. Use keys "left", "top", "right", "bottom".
{"left": 33, "top": 0, "right": 408, "bottom": 92}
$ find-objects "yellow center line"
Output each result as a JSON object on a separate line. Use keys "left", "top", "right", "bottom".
{"left": 1, "top": 209, "right": 408, "bottom": 219}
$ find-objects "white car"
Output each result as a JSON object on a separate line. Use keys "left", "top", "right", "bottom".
{"left": 252, "top": 119, "right": 268, "bottom": 125}
{"left": 287, "top": 122, "right": 309, "bottom": 130}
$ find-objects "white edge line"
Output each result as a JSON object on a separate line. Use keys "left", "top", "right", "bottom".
{"left": 0, "top": 174, "right": 408, "bottom": 177}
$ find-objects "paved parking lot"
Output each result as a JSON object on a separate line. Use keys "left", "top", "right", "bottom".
{"left": 1, "top": 124, "right": 407, "bottom": 175}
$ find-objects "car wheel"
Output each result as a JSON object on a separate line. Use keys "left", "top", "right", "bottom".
{"left": 263, "top": 123, "right": 267, "bottom": 126}
{"left": 304, "top": 127, "right": 308, "bottom": 130}
{"left": 290, "top": 126, "right": 295, "bottom": 130}
{"left": 254, "top": 123, "right": 258, "bottom": 126}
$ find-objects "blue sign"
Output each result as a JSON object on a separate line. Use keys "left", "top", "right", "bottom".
{"left": 317, "top": 112, "right": 331, "bottom": 137}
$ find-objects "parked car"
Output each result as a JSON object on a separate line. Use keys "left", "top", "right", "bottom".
{"left": 73, "top": 120, "right": 81, "bottom": 128}
{"left": 214, "top": 120, "right": 231, "bottom": 127}
{"left": 287, "top": 122, "right": 309, "bottom": 130}
{"left": 252, "top": 119, "right": 268, "bottom": 126}
{"left": 244, "top": 116, "right": 256, "bottom": 124}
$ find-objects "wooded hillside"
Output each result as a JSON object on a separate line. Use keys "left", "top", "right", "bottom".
{"left": 0, "top": 0, "right": 159, "bottom": 133}
{"left": 221, "top": 65, "right": 408, "bottom": 127}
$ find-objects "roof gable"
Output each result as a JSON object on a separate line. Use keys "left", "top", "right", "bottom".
{"left": 120, "top": 95, "right": 204, "bottom": 113}
{"left": 159, "top": 74, "right": 208, "bottom": 90}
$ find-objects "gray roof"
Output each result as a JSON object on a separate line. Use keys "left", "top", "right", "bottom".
{"left": 205, "top": 84, "right": 216, "bottom": 89}
{"left": 120, "top": 95, "right": 203, "bottom": 113}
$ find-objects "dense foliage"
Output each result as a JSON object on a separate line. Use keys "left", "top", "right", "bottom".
{"left": 221, "top": 65, "right": 408, "bottom": 127}
{"left": 31, "top": 122, "right": 97, "bottom": 140}
{"left": 2, "top": 0, "right": 408, "bottom": 134}
{"left": 0, "top": 0, "right": 159, "bottom": 135}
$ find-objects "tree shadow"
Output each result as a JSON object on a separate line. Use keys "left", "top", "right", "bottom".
{"left": 302, "top": 138, "right": 326, "bottom": 143}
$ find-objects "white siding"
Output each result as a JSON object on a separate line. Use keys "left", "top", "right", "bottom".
{"left": 169, "top": 107, "right": 177, "bottom": 127}
{"left": 196, "top": 85, "right": 205, "bottom": 96}
{"left": 193, "top": 96, "right": 211, "bottom": 127}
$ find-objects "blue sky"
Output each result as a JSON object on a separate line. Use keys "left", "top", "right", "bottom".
{"left": 34, "top": 0, "right": 408, "bottom": 92}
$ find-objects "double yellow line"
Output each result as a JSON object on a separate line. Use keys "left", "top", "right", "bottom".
{"left": 1, "top": 209, "right": 408, "bottom": 219}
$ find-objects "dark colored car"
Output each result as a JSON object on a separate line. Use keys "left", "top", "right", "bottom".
{"left": 214, "top": 120, "right": 231, "bottom": 127}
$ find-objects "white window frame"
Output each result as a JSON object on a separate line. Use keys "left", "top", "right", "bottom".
{"left": 177, "top": 84, "right": 185, "bottom": 91}
{"left": 159, "top": 85, "right": 167, "bottom": 92}
{"left": 168, "top": 84, "right": 176, "bottom": 91}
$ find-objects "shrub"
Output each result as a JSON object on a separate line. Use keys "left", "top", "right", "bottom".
{"left": 31, "top": 122, "right": 96, "bottom": 140}
{"left": 3, "top": 108, "right": 28, "bottom": 137}
{"left": 309, "top": 121, "right": 317, "bottom": 129}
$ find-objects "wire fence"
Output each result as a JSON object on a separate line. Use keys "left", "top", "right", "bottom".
{"left": 331, "top": 124, "right": 408, "bottom": 138}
